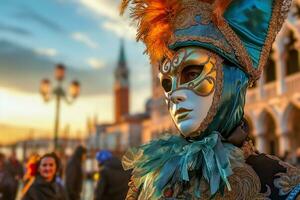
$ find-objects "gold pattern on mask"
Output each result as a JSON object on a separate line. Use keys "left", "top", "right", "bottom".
{"left": 160, "top": 47, "right": 218, "bottom": 97}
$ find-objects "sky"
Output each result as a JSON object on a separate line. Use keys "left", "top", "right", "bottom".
{"left": 0, "top": 0, "right": 152, "bottom": 144}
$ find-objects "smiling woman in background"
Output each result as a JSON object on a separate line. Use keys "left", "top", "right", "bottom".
{"left": 22, "top": 152, "right": 67, "bottom": 200}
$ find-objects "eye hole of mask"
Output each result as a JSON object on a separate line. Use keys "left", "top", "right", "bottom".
{"left": 162, "top": 78, "right": 172, "bottom": 92}
{"left": 180, "top": 65, "right": 204, "bottom": 84}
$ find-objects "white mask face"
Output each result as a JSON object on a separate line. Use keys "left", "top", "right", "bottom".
{"left": 159, "top": 47, "right": 221, "bottom": 137}
{"left": 168, "top": 88, "right": 214, "bottom": 137}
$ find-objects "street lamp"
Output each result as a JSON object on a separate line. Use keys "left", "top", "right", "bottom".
{"left": 40, "top": 64, "right": 80, "bottom": 150}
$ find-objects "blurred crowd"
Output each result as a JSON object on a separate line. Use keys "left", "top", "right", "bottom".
{"left": 2, "top": 145, "right": 299, "bottom": 200}
{"left": 0, "top": 146, "right": 131, "bottom": 200}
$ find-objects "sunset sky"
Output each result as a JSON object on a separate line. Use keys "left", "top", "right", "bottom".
{"left": 0, "top": 0, "right": 151, "bottom": 144}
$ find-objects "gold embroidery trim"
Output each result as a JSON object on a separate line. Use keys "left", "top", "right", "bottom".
{"left": 185, "top": 163, "right": 271, "bottom": 200}
{"left": 257, "top": 0, "right": 292, "bottom": 78}
{"left": 169, "top": 35, "right": 234, "bottom": 55}
{"left": 217, "top": 20, "right": 255, "bottom": 83}
{"left": 212, "top": 164, "right": 271, "bottom": 200}
{"left": 173, "top": 0, "right": 213, "bottom": 29}
{"left": 168, "top": 0, "right": 255, "bottom": 83}
{"left": 168, "top": 0, "right": 234, "bottom": 56}
{"left": 241, "top": 140, "right": 258, "bottom": 159}
{"left": 125, "top": 178, "right": 139, "bottom": 200}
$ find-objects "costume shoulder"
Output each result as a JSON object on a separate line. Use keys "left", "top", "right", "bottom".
{"left": 246, "top": 153, "right": 300, "bottom": 200}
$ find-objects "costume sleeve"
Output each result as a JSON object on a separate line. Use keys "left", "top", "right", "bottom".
{"left": 246, "top": 153, "right": 300, "bottom": 200}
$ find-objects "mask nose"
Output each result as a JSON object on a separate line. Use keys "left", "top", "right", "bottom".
{"left": 170, "top": 90, "right": 186, "bottom": 104}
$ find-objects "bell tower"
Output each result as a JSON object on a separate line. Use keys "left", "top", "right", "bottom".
{"left": 114, "top": 40, "right": 129, "bottom": 123}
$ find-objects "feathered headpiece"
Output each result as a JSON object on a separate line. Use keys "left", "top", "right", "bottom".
{"left": 121, "top": 0, "right": 182, "bottom": 62}
{"left": 121, "top": 0, "right": 291, "bottom": 82}
{"left": 120, "top": 0, "right": 231, "bottom": 61}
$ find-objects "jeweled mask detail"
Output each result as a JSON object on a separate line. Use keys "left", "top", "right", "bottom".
{"left": 159, "top": 47, "right": 223, "bottom": 137}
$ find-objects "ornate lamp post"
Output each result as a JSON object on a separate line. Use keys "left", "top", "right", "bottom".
{"left": 40, "top": 64, "right": 80, "bottom": 150}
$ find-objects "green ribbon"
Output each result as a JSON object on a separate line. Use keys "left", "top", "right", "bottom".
{"left": 123, "top": 132, "right": 233, "bottom": 198}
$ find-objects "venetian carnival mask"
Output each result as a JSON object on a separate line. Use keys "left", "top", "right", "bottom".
{"left": 159, "top": 47, "right": 223, "bottom": 137}
{"left": 120, "top": 0, "right": 291, "bottom": 139}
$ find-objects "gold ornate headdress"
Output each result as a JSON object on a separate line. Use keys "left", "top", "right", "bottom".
{"left": 120, "top": 0, "right": 291, "bottom": 82}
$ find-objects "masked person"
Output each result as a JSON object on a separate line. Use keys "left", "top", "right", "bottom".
{"left": 0, "top": 153, "right": 15, "bottom": 200}
{"left": 65, "top": 145, "right": 87, "bottom": 200}
{"left": 6, "top": 151, "right": 24, "bottom": 200}
{"left": 120, "top": 0, "right": 300, "bottom": 199}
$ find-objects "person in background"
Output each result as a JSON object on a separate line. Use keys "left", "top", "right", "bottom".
{"left": 21, "top": 153, "right": 40, "bottom": 198}
{"left": 21, "top": 152, "right": 67, "bottom": 200}
{"left": 6, "top": 151, "right": 24, "bottom": 200}
{"left": 94, "top": 150, "right": 131, "bottom": 200}
{"left": 65, "top": 145, "right": 87, "bottom": 200}
{"left": 0, "top": 153, "right": 15, "bottom": 200}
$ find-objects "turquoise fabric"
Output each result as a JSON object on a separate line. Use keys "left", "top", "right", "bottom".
{"left": 204, "top": 63, "right": 248, "bottom": 138}
{"left": 224, "top": 0, "right": 273, "bottom": 68}
{"left": 173, "top": 0, "right": 275, "bottom": 70}
{"left": 123, "top": 133, "right": 234, "bottom": 198}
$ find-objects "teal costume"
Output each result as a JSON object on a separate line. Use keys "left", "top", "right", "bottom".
{"left": 120, "top": 0, "right": 300, "bottom": 199}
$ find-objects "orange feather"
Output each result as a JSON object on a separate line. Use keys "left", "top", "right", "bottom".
{"left": 120, "top": 0, "right": 232, "bottom": 62}
{"left": 120, "top": 0, "right": 181, "bottom": 63}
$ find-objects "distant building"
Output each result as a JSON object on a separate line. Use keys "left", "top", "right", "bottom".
{"left": 244, "top": 13, "right": 300, "bottom": 156}
{"left": 114, "top": 41, "right": 130, "bottom": 123}
{"left": 87, "top": 41, "right": 149, "bottom": 153}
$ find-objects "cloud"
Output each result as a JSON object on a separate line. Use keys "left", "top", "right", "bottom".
{"left": 0, "top": 40, "right": 113, "bottom": 96}
{"left": 87, "top": 58, "right": 105, "bottom": 69}
{"left": 102, "top": 20, "right": 136, "bottom": 40}
{"left": 15, "top": 7, "right": 64, "bottom": 33}
{"left": 78, "top": 0, "right": 119, "bottom": 20}
{"left": 77, "top": 0, "right": 136, "bottom": 40}
{"left": 71, "top": 32, "right": 99, "bottom": 49}
{"left": 34, "top": 48, "right": 58, "bottom": 57}
{"left": 0, "top": 22, "right": 32, "bottom": 36}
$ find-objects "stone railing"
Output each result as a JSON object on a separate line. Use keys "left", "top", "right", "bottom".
{"left": 264, "top": 82, "right": 277, "bottom": 100}
{"left": 246, "top": 71, "right": 300, "bottom": 105}
{"left": 285, "top": 72, "right": 300, "bottom": 96}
